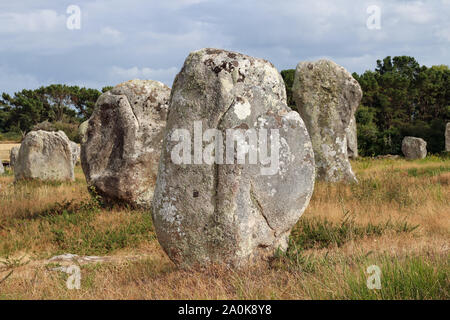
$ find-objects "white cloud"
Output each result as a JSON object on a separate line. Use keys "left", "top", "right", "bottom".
{"left": 165, "top": 0, "right": 208, "bottom": 8}
{"left": 0, "top": 0, "right": 448, "bottom": 93}
{"left": 435, "top": 27, "right": 450, "bottom": 42}
{"left": 100, "top": 27, "right": 123, "bottom": 41}
{"left": 0, "top": 9, "right": 66, "bottom": 33}
{"left": 109, "top": 66, "right": 179, "bottom": 86}
{"left": 393, "top": 1, "right": 436, "bottom": 24}
{"left": 0, "top": 65, "right": 46, "bottom": 93}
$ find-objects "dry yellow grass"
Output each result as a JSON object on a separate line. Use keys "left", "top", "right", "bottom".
{"left": 0, "top": 143, "right": 20, "bottom": 162}
{"left": 0, "top": 157, "right": 449, "bottom": 299}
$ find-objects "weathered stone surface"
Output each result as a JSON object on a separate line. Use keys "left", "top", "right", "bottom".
{"left": 402, "top": 136, "right": 427, "bottom": 159}
{"left": 15, "top": 130, "right": 74, "bottom": 181}
{"left": 78, "top": 120, "right": 89, "bottom": 144}
{"left": 152, "top": 48, "right": 315, "bottom": 268}
{"left": 32, "top": 120, "right": 56, "bottom": 131}
{"left": 446, "top": 123, "right": 450, "bottom": 152}
{"left": 69, "top": 141, "right": 80, "bottom": 166}
{"left": 9, "top": 146, "right": 20, "bottom": 169}
{"left": 81, "top": 80, "right": 170, "bottom": 208}
{"left": 346, "top": 114, "right": 358, "bottom": 159}
{"left": 293, "top": 59, "right": 362, "bottom": 183}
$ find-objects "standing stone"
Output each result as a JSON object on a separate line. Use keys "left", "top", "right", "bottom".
{"left": 446, "top": 123, "right": 450, "bottom": 152}
{"left": 9, "top": 146, "right": 20, "bottom": 169}
{"left": 81, "top": 80, "right": 170, "bottom": 208}
{"left": 293, "top": 59, "right": 362, "bottom": 183}
{"left": 346, "top": 115, "right": 358, "bottom": 159}
{"left": 402, "top": 136, "right": 427, "bottom": 159}
{"left": 152, "top": 48, "right": 315, "bottom": 268}
{"left": 15, "top": 130, "right": 74, "bottom": 181}
{"left": 69, "top": 141, "right": 80, "bottom": 166}
{"left": 78, "top": 120, "right": 89, "bottom": 144}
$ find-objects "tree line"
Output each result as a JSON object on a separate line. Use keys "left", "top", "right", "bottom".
{"left": 0, "top": 85, "right": 112, "bottom": 142}
{"left": 1, "top": 56, "right": 449, "bottom": 155}
{"left": 282, "top": 56, "right": 450, "bottom": 156}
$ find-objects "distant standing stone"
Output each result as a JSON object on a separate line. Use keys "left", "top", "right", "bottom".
{"left": 69, "top": 141, "right": 80, "bottom": 166}
{"left": 9, "top": 146, "right": 20, "bottom": 169}
{"left": 293, "top": 59, "right": 362, "bottom": 183}
{"left": 446, "top": 123, "right": 450, "bottom": 152}
{"left": 402, "top": 136, "right": 427, "bottom": 160}
{"left": 81, "top": 80, "right": 170, "bottom": 208}
{"left": 15, "top": 130, "right": 74, "bottom": 181}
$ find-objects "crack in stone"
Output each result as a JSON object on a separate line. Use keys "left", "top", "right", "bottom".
{"left": 250, "top": 181, "right": 276, "bottom": 235}
{"left": 207, "top": 97, "right": 236, "bottom": 257}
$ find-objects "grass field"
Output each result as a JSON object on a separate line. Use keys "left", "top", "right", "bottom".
{"left": 0, "top": 156, "right": 448, "bottom": 299}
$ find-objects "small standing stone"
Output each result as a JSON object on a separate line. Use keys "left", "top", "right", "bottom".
{"left": 69, "top": 141, "right": 80, "bottom": 166}
{"left": 15, "top": 130, "right": 74, "bottom": 181}
{"left": 402, "top": 136, "right": 427, "bottom": 160}
{"left": 9, "top": 146, "right": 20, "bottom": 169}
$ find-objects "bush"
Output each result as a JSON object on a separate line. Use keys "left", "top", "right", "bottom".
{"left": 0, "top": 131, "right": 23, "bottom": 142}
{"left": 32, "top": 121, "right": 81, "bottom": 143}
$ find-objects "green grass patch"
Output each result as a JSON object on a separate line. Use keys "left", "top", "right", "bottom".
{"left": 407, "top": 165, "right": 450, "bottom": 177}
{"left": 351, "top": 173, "right": 416, "bottom": 207}
{"left": 0, "top": 132, "right": 22, "bottom": 142}
{"left": 290, "top": 212, "right": 418, "bottom": 250}
{"left": 12, "top": 179, "right": 64, "bottom": 189}
{"left": 343, "top": 255, "right": 449, "bottom": 299}
{"left": 0, "top": 167, "right": 14, "bottom": 176}
{"left": 50, "top": 211, "right": 155, "bottom": 255}
{"left": 0, "top": 198, "right": 155, "bottom": 257}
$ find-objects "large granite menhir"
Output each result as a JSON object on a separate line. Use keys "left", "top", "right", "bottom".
{"left": 81, "top": 80, "right": 170, "bottom": 209}
{"left": 152, "top": 48, "right": 315, "bottom": 268}
{"left": 293, "top": 59, "right": 362, "bottom": 183}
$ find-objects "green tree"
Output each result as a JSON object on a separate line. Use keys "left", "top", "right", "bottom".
{"left": 1, "top": 90, "right": 46, "bottom": 137}
{"left": 0, "top": 85, "right": 103, "bottom": 138}
{"left": 280, "top": 69, "right": 295, "bottom": 109}
{"left": 70, "top": 86, "right": 102, "bottom": 121}
{"left": 102, "top": 86, "right": 113, "bottom": 93}
{"left": 356, "top": 56, "right": 449, "bottom": 155}
{"left": 282, "top": 56, "right": 449, "bottom": 156}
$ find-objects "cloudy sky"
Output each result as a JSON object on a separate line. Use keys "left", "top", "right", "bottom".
{"left": 0, "top": 0, "right": 449, "bottom": 93}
